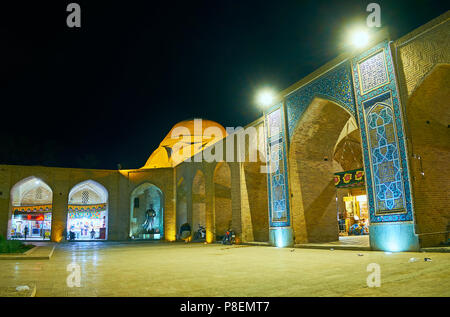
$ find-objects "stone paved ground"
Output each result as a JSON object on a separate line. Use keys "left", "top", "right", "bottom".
{"left": 0, "top": 242, "right": 449, "bottom": 297}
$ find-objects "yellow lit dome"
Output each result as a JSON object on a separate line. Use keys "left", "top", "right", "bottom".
{"left": 142, "top": 119, "right": 228, "bottom": 169}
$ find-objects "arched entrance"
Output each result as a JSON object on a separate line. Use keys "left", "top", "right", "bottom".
{"left": 192, "top": 170, "right": 206, "bottom": 240}
{"left": 9, "top": 177, "right": 53, "bottom": 240}
{"left": 213, "top": 162, "right": 232, "bottom": 240}
{"left": 405, "top": 64, "right": 450, "bottom": 247}
{"left": 243, "top": 161, "right": 269, "bottom": 242}
{"left": 129, "top": 183, "right": 164, "bottom": 240}
{"left": 67, "top": 180, "right": 108, "bottom": 240}
{"left": 289, "top": 97, "right": 367, "bottom": 244}
{"left": 176, "top": 177, "right": 188, "bottom": 237}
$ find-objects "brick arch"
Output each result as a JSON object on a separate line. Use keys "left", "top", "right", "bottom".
{"left": 243, "top": 160, "right": 269, "bottom": 242}
{"left": 333, "top": 128, "right": 363, "bottom": 171}
{"left": 288, "top": 97, "right": 362, "bottom": 243}
{"left": 176, "top": 175, "right": 188, "bottom": 235}
{"left": 405, "top": 63, "right": 450, "bottom": 247}
{"left": 192, "top": 169, "right": 206, "bottom": 236}
{"left": 67, "top": 180, "right": 110, "bottom": 241}
{"left": 8, "top": 176, "right": 54, "bottom": 240}
{"left": 68, "top": 179, "right": 108, "bottom": 205}
{"left": 129, "top": 182, "right": 164, "bottom": 240}
{"left": 213, "top": 161, "right": 232, "bottom": 239}
{"left": 10, "top": 176, "right": 53, "bottom": 206}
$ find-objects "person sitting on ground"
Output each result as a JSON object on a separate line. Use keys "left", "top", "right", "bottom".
{"left": 179, "top": 223, "right": 191, "bottom": 243}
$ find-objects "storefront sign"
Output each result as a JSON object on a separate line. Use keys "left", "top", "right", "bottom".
{"left": 12, "top": 204, "right": 52, "bottom": 213}
{"left": 68, "top": 203, "right": 106, "bottom": 213}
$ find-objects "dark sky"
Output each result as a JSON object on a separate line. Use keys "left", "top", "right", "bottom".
{"left": 1, "top": 0, "right": 447, "bottom": 169}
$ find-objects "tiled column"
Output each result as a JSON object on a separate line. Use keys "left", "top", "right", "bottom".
{"left": 265, "top": 104, "right": 294, "bottom": 247}
{"left": 351, "top": 40, "right": 419, "bottom": 251}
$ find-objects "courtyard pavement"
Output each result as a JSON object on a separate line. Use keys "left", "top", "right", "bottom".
{"left": 0, "top": 241, "right": 449, "bottom": 297}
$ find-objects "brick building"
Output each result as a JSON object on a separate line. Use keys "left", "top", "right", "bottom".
{"left": 0, "top": 12, "right": 448, "bottom": 251}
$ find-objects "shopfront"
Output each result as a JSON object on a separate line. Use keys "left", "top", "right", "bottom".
{"left": 8, "top": 177, "right": 54, "bottom": 241}
{"left": 335, "top": 168, "right": 370, "bottom": 236}
{"left": 67, "top": 180, "right": 108, "bottom": 241}
{"left": 67, "top": 204, "right": 107, "bottom": 240}
{"left": 10, "top": 204, "right": 52, "bottom": 240}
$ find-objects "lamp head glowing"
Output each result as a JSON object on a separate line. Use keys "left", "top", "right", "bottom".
{"left": 256, "top": 89, "right": 275, "bottom": 108}
{"left": 350, "top": 29, "right": 370, "bottom": 48}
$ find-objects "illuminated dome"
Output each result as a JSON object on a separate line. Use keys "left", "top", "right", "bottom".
{"left": 142, "top": 119, "right": 228, "bottom": 169}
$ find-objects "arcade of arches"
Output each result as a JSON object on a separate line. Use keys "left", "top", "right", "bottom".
{"left": 0, "top": 14, "right": 448, "bottom": 250}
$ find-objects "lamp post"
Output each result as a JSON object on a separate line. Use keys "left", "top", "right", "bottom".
{"left": 256, "top": 88, "right": 276, "bottom": 110}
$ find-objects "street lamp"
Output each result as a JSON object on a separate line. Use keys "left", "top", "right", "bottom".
{"left": 350, "top": 29, "right": 370, "bottom": 48}
{"left": 256, "top": 88, "right": 276, "bottom": 109}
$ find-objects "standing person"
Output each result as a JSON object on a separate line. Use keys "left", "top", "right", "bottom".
{"left": 90, "top": 228, "right": 96, "bottom": 240}
{"left": 24, "top": 226, "right": 29, "bottom": 240}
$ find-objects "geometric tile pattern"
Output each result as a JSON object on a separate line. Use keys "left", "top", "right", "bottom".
{"left": 358, "top": 51, "right": 389, "bottom": 93}
{"left": 265, "top": 104, "right": 290, "bottom": 227}
{"left": 366, "top": 101, "right": 405, "bottom": 212}
{"left": 286, "top": 61, "right": 357, "bottom": 138}
{"left": 352, "top": 40, "right": 414, "bottom": 223}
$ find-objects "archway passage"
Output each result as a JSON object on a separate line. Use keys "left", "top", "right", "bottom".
{"left": 213, "top": 162, "right": 232, "bottom": 240}
{"left": 9, "top": 177, "right": 53, "bottom": 240}
{"left": 130, "top": 183, "right": 164, "bottom": 240}
{"left": 333, "top": 119, "right": 368, "bottom": 240}
{"left": 243, "top": 161, "right": 269, "bottom": 242}
{"left": 406, "top": 64, "right": 450, "bottom": 247}
{"left": 192, "top": 170, "right": 206, "bottom": 240}
{"left": 67, "top": 180, "right": 108, "bottom": 241}
{"left": 176, "top": 177, "right": 188, "bottom": 237}
{"left": 289, "top": 98, "right": 367, "bottom": 244}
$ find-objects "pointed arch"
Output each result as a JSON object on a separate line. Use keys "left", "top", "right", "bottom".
{"left": 192, "top": 169, "right": 206, "bottom": 238}
{"left": 405, "top": 63, "right": 450, "bottom": 247}
{"left": 8, "top": 176, "right": 53, "bottom": 240}
{"left": 129, "top": 182, "right": 164, "bottom": 240}
{"left": 288, "top": 97, "right": 365, "bottom": 243}
{"left": 67, "top": 180, "right": 109, "bottom": 240}
{"left": 213, "top": 161, "right": 232, "bottom": 239}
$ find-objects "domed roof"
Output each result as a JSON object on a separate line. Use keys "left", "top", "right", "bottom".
{"left": 142, "top": 119, "right": 228, "bottom": 169}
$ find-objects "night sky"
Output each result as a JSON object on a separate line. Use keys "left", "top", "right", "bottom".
{"left": 1, "top": 0, "right": 447, "bottom": 169}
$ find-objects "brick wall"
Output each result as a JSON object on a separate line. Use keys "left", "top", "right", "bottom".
{"left": 213, "top": 162, "right": 232, "bottom": 238}
{"left": 395, "top": 13, "right": 450, "bottom": 247}
{"left": 288, "top": 98, "right": 353, "bottom": 243}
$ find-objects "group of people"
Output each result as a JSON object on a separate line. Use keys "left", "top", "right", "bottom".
{"left": 178, "top": 222, "right": 235, "bottom": 244}
{"left": 67, "top": 226, "right": 97, "bottom": 240}
{"left": 349, "top": 218, "right": 369, "bottom": 235}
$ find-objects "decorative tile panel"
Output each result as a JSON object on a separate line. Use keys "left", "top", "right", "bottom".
{"left": 265, "top": 104, "right": 290, "bottom": 227}
{"left": 286, "top": 61, "right": 356, "bottom": 138}
{"left": 364, "top": 93, "right": 405, "bottom": 213}
{"left": 351, "top": 40, "right": 414, "bottom": 224}
{"left": 357, "top": 50, "right": 389, "bottom": 94}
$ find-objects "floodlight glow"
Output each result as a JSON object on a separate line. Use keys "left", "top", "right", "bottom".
{"left": 256, "top": 89, "right": 275, "bottom": 108}
{"left": 350, "top": 30, "right": 369, "bottom": 48}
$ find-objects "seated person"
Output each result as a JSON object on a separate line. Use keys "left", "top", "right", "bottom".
{"left": 349, "top": 223, "right": 362, "bottom": 235}
{"left": 179, "top": 223, "right": 191, "bottom": 242}
{"left": 360, "top": 219, "right": 370, "bottom": 235}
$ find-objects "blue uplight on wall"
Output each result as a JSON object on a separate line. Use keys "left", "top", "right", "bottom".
{"left": 270, "top": 227, "right": 294, "bottom": 248}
